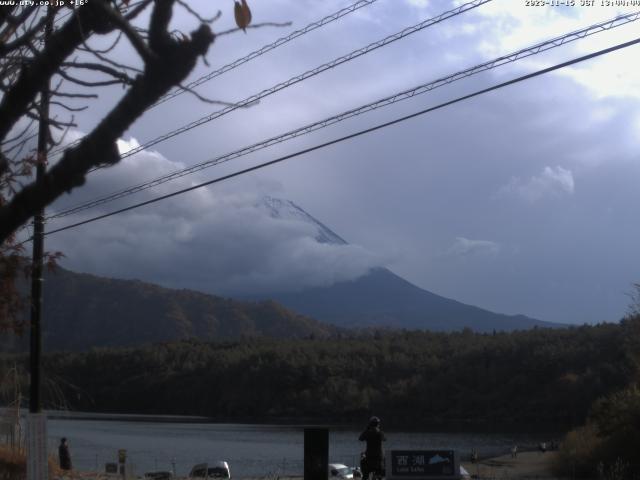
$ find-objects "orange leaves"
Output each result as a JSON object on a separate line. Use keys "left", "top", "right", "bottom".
{"left": 234, "top": 0, "right": 252, "bottom": 33}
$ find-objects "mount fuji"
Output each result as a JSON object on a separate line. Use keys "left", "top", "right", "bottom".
{"left": 249, "top": 197, "right": 561, "bottom": 332}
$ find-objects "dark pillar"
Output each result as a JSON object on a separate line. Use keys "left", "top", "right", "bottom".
{"left": 29, "top": 12, "right": 52, "bottom": 416}
{"left": 304, "top": 428, "right": 328, "bottom": 480}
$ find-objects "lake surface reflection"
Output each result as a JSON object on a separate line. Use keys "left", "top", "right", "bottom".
{"left": 46, "top": 419, "right": 548, "bottom": 477}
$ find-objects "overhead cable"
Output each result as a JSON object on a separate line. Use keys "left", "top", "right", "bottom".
{"left": 154, "top": 0, "right": 381, "bottom": 108}
{"left": 51, "top": 0, "right": 492, "bottom": 163}
{"left": 52, "top": 0, "right": 378, "bottom": 158}
{"left": 40, "top": 36, "right": 640, "bottom": 238}
{"left": 46, "top": 10, "right": 640, "bottom": 221}
{"left": 47, "top": 0, "right": 380, "bottom": 158}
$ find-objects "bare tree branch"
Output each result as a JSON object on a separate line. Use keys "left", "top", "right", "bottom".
{"left": 77, "top": 30, "right": 123, "bottom": 55}
{"left": 123, "top": 0, "right": 154, "bottom": 21}
{"left": 0, "top": 2, "right": 119, "bottom": 141}
{"left": 57, "top": 68, "right": 129, "bottom": 87}
{"left": 177, "top": 82, "right": 260, "bottom": 108}
{"left": 1, "top": 118, "right": 36, "bottom": 146}
{"left": 92, "top": 0, "right": 156, "bottom": 63}
{"left": 79, "top": 46, "right": 143, "bottom": 74}
{"left": 0, "top": 0, "right": 215, "bottom": 242}
{"left": 50, "top": 101, "right": 88, "bottom": 112}
{"left": 0, "top": 12, "right": 49, "bottom": 56}
{"left": 216, "top": 21, "right": 292, "bottom": 37}
{"left": 177, "top": 1, "right": 221, "bottom": 25}
{"left": 61, "top": 61, "right": 135, "bottom": 84}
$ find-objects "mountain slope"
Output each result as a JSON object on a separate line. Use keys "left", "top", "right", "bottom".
{"left": 251, "top": 197, "right": 561, "bottom": 331}
{"left": 266, "top": 267, "right": 559, "bottom": 331}
{"left": 9, "top": 268, "right": 338, "bottom": 352}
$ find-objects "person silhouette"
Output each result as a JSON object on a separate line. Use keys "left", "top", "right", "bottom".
{"left": 359, "top": 416, "right": 386, "bottom": 480}
{"left": 58, "top": 437, "right": 72, "bottom": 471}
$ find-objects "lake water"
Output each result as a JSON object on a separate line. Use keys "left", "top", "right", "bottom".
{"left": 45, "top": 419, "right": 549, "bottom": 477}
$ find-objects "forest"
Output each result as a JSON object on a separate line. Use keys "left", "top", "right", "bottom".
{"left": 2, "top": 316, "right": 639, "bottom": 475}
{"left": 1, "top": 317, "right": 637, "bottom": 430}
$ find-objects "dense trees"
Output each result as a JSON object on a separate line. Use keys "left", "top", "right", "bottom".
{"left": 553, "top": 315, "right": 640, "bottom": 477}
{"left": 2, "top": 319, "right": 637, "bottom": 431}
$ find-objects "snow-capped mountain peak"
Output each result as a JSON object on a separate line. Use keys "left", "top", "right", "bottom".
{"left": 259, "top": 195, "right": 347, "bottom": 246}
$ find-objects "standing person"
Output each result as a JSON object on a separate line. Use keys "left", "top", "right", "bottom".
{"left": 359, "top": 416, "right": 386, "bottom": 480}
{"left": 471, "top": 449, "right": 478, "bottom": 463}
{"left": 58, "top": 437, "right": 72, "bottom": 471}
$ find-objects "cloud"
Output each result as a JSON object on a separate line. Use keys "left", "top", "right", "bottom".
{"left": 47, "top": 137, "right": 382, "bottom": 296}
{"left": 466, "top": 1, "right": 640, "bottom": 100}
{"left": 405, "top": 0, "right": 429, "bottom": 8}
{"left": 116, "top": 137, "right": 141, "bottom": 155}
{"left": 447, "top": 237, "right": 501, "bottom": 257}
{"left": 499, "top": 166, "right": 575, "bottom": 203}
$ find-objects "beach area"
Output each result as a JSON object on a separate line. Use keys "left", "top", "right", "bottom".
{"left": 61, "top": 451, "right": 560, "bottom": 480}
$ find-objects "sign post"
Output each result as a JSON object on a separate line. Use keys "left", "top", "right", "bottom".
{"left": 118, "top": 449, "right": 127, "bottom": 478}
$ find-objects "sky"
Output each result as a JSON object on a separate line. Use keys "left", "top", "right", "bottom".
{"left": 28, "top": 0, "right": 640, "bottom": 325}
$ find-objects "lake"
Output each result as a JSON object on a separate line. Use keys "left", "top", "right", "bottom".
{"left": 45, "top": 418, "right": 550, "bottom": 477}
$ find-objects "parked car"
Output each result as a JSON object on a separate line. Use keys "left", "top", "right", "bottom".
{"left": 329, "top": 463, "right": 354, "bottom": 480}
{"left": 189, "top": 462, "right": 231, "bottom": 479}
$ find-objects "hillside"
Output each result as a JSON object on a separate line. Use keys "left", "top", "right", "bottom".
{"left": 266, "top": 267, "right": 560, "bottom": 331}
{"left": 7, "top": 268, "right": 337, "bottom": 352}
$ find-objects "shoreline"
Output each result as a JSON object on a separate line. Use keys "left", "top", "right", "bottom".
{"left": 40, "top": 410, "right": 566, "bottom": 434}
{"left": 67, "top": 452, "right": 559, "bottom": 480}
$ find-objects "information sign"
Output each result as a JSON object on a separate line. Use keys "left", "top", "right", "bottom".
{"left": 386, "top": 450, "right": 460, "bottom": 480}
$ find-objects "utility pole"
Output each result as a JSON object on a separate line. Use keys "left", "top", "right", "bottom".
{"left": 27, "top": 10, "right": 52, "bottom": 480}
{"left": 29, "top": 63, "right": 49, "bottom": 416}
{"left": 30, "top": 6, "right": 52, "bottom": 418}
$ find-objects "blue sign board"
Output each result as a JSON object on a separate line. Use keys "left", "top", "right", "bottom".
{"left": 386, "top": 450, "right": 459, "bottom": 480}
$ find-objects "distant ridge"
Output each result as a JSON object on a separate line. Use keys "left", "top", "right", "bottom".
{"left": 6, "top": 268, "right": 338, "bottom": 352}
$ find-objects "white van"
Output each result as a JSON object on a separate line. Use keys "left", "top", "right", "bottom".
{"left": 189, "top": 462, "right": 231, "bottom": 479}
{"left": 329, "top": 464, "right": 354, "bottom": 480}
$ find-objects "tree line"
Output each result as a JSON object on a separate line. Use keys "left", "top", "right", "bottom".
{"left": 2, "top": 318, "right": 638, "bottom": 432}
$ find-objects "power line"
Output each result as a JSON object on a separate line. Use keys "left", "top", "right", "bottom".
{"left": 41, "top": 36, "right": 640, "bottom": 238}
{"left": 153, "top": 0, "right": 381, "bottom": 108}
{"left": 47, "top": 0, "right": 381, "bottom": 158}
{"left": 46, "top": 10, "right": 640, "bottom": 221}
{"left": 51, "top": 0, "right": 492, "bottom": 165}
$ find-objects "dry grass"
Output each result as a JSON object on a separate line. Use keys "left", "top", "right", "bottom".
{"left": 0, "top": 444, "right": 25, "bottom": 480}
{"left": 462, "top": 451, "right": 560, "bottom": 479}
{"left": 551, "top": 424, "right": 603, "bottom": 478}
{"left": 0, "top": 443, "right": 68, "bottom": 480}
